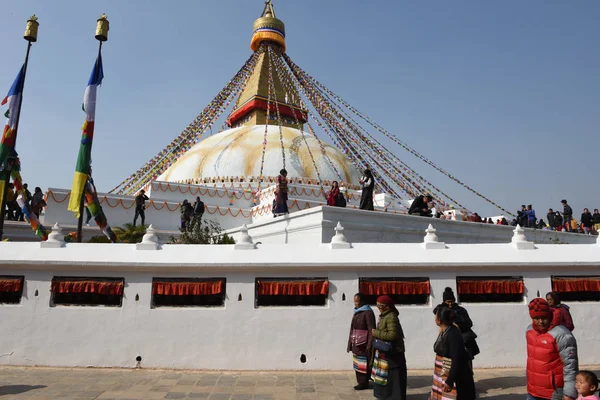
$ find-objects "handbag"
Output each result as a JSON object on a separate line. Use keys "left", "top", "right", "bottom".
{"left": 373, "top": 339, "right": 392, "bottom": 352}
{"left": 351, "top": 329, "right": 369, "bottom": 346}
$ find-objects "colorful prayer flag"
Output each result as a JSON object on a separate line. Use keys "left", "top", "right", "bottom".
{"left": 0, "top": 65, "right": 25, "bottom": 208}
{"left": 68, "top": 54, "right": 104, "bottom": 217}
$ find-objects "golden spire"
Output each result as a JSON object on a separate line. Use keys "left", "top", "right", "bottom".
{"left": 251, "top": 0, "right": 286, "bottom": 52}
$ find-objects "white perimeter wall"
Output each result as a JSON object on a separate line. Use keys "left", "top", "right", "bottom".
{"left": 0, "top": 241, "right": 598, "bottom": 370}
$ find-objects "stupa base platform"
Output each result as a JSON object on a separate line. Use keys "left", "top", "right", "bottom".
{"left": 226, "top": 205, "right": 596, "bottom": 245}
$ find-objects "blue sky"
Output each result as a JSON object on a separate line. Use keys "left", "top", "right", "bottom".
{"left": 1, "top": 1, "right": 599, "bottom": 219}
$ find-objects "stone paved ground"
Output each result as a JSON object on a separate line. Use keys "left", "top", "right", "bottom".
{"left": 0, "top": 366, "right": 598, "bottom": 400}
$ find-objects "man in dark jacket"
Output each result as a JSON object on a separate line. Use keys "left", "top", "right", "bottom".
{"left": 442, "top": 287, "right": 480, "bottom": 360}
{"left": 408, "top": 194, "right": 433, "bottom": 216}
{"left": 526, "top": 298, "right": 578, "bottom": 400}
{"left": 193, "top": 196, "right": 205, "bottom": 222}
{"left": 547, "top": 208, "right": 556, "bottom": 230}
{"left": 561, "top": 200, "right": 573, "bottom": 232}
{"left": 133, "top": 190, "right": 149, "bottom": 227}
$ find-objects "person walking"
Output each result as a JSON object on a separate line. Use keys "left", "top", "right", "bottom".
{"left": 546, "top": 292, "right": 575, "bottom": 331}
{"left": 562, "top": 200, "right": 573, "bottom": 232}
{"left": 371, "top": 295, "right": 407, "bottom": 400}
{"left": 430, "top": 306, "right": 476, "bottom": 400}
{"left": 180, "top": 199, "right": 193, "bottom": 231}
{"left": 359, "top": 169, "right": 375, "bottom": 211}
{"left": 133, "top": 189, "right": 149, "bottom": 227}
{"left": 580, "top": 209, "right": 593, "bottom": 235}
{"left": 526, "top": 298, "right": 578, "bottom": 400}
{"left": 442, "top": 287, "right": 480, "bottom": 361}
{"left": 347, "top": 293, "right": 376, "bottom": 391}
{"left": 31, "top": 187, "right": 45, "bottom": 218}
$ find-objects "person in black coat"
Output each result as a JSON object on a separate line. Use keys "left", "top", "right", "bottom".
{"left": 442, "top": 288, "right": 480, "bottom": 360}
{"left": 408, "top": 194, "right": 433, "bottom": 216}
{"left": 358, "top": 169, "right": 375, "bottom": 211}
{"left": 547, "top": 208, "right": 555, "bottom": 230}
{"left": 581, "top": 208, "right": 593, "bottom": 235}
{"left": 431, "top": 306, "right": 476, "bottom": 400}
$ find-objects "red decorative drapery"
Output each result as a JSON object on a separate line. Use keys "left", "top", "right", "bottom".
{"left": 51, "top": 280, "right": 123, "bottom": 295}
{"left": 257, "top": 280, "right": 329, "bottom": 296}
{"left": 552, "top": 277, "right": 600, "bottom": 293}
{"left": 360, "top": 280, "right": 430, "bottom": 295}
{"left": 457, "top": 279, "right": 524, "bottom": 295}
{"left": 152, "top": 280, "right": 224, "bottom": 296}
{"left": 0, "top": 278, "right": 23, "bottom": 293}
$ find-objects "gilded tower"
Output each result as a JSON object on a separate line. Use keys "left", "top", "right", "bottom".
{"left": 226, "top": 1, "right": 307, "bottom": 129}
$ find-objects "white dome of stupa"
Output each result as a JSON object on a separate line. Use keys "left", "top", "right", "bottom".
{"left": 157, "top": 124, "right": 361, "bottom": 185}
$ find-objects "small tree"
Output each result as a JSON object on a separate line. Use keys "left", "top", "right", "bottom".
{"left": 87, "top": 223, "right": 147, "bottom": 244}
{"left": 169, "top": 218, "right": 235, "bottom": 244}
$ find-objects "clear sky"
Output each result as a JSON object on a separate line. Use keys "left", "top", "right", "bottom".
{"left": 1, "top": 1, "right": 599, "bottom": 219}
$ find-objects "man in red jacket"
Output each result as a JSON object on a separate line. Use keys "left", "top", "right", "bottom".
{"left": 526, "top": 298, "right": 578, "bottom": 400}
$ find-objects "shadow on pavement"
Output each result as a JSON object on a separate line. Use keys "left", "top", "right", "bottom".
{"left": 476, "top": 376, "right": 526, "bottom": 392}
{"left": 0, "top": 385, "right": 46, "bottom": 396}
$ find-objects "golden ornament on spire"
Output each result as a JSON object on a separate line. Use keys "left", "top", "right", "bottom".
{"left": 95, "top": 13, "right": 109, "bottom": 42}
{"left": 251, "top": 0, "right": 286, "bottom": 52}
{"left": 24, "top": 15, "right": 39, "bottom": 42}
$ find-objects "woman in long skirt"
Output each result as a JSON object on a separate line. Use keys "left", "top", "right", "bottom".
{"left": 359, "top": 169, "right": 375, "bottom": 210}
{"left": 273, "top": 169, "right": 289, "bottom": 216}
{"left": 431, "top": 305, "right": 476, "bottom": 400}
{"left": 371, "top": 295, "right": 407, "bottom": 400}
{"left": 347, "top": 293, "right": 376, "bottom": 390}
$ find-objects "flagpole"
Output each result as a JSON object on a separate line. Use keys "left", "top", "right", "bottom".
{"left": 0, "top": 16, "right": 38, "bottom": 242}
{"left": 76, "top": 15, "right": 108, "bottom": 243}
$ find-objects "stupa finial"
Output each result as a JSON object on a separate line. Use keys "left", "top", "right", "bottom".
{"left": 251, "top": 0, "right": 286, "bottom": 52}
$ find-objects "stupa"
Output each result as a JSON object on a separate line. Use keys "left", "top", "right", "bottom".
{"left": 41, "top": 1, "right": 517, "bottom": 238}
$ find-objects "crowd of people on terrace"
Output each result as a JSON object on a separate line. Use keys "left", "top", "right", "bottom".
{"left": 349, "top": 289, "right": 596, "bottom": 400}
{"left": 2, "top": 183, "right": 45, "bottom": 221}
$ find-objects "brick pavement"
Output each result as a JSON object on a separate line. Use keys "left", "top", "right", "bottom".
{"left": 0, "top": 366, "right": 597, "bottom": 400}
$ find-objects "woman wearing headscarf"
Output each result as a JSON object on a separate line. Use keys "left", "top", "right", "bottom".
{"left": 347, "top": 293, "right": 376, "bottom": 390}
{"left": 371, "top": 295, "right": 407, "bottom": 400}
{"left": 359, "top": 169, "right": 375, "bottom": 211}
{"left": 431, "top": 306, "right": 476, "bottom": 400}
{"left": 546, "top": 291, "right": 575, "bottom": 331}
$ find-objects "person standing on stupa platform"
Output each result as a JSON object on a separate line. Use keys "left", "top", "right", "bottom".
{"left": 273, "top": 169, "right": 289, "bottom": 217}
{"left": 359, "top": 169, "right": 375, "bottom": 211}
{"left": 133, "top": 189, "right": 149, "bottom": 227}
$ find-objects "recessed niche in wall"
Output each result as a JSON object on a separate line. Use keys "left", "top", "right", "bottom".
{"left": 151, "top": 278, "right": 226, "bottom": 308}
{"left": 50, "top": 277, "right": 124, "bottom": 307}
{"left": 255, "top": 278, "right": 328, "bottom": 307}
{"left": 0, "top": 276, "right": 24, "bottom": 305}
{"left": 457, "top": 276, "right": 524, "bottom": 303}
{"left": 551, "top": 276, "right": 600, "bottom": 302}
{"left": 359, "top": 277, "right": 430, "bottom": 305}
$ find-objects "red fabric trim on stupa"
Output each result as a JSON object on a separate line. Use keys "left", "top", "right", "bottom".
{"left": 227, "top": 98, "right": 308, "bottom": 126}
